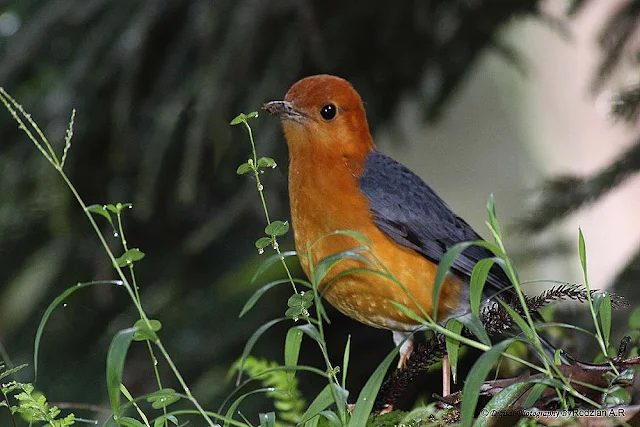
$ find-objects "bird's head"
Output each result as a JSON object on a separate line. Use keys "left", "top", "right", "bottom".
{"left": 264, "top": 75, "right": 375, "bottom": 161}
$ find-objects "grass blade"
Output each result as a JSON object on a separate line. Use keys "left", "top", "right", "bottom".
{"left": 236, "top": 318, "right": 288, "bottom": 385}
{"left": 34, "top": 280, "right": 123, "bottom": 380}
{"left": 299, "top": 384, "right": 336, "bottom": 424}
{"left": 460, "top": 339, "right": 513, "bottom": 427}
{"left": 240, "top": 279, "right": 309, "bottom": 317}
{"left": 445, "top": 319, "right": 464, "bottom": 383}
{"left": 284, "top": 327, "right": 303, "bottom": 389}
{"left": 251, "top": 251, "right": 298, "bottom": 282}
{"left": 106, "top": 327, "right": 139, "bottom": 420}
{"left": 474, "top": 381, "right": 530, "bottom": 427}
{"left": 350, "top": 344, "right": 400, "bottom": 426}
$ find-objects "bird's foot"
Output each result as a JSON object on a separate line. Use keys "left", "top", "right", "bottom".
{"left": 397, "top": 337, "right": 414, "bottom": 370}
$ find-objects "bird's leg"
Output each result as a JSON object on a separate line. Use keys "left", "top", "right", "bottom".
{"left": 442, "top": 353, "right": 450, "bottom": 397}
{"left": 392, "top": 331, "right": 414, "bottom": 370}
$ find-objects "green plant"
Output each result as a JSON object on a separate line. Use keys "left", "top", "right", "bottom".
{"left": 0, "top": 89, "right": 237, "bottom": 427}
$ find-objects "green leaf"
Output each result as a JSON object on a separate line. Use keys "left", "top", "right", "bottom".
{"left": 255, "top": 237, "right": 273, "bottom": 250}
{"left": 230, "top": 113, "right": 246, "bottom": 125}
{"left": 115, "top": 248, "right": 145, "bottom": 267}
{"left": 87, "top": 204, "right": 114, "bottom": 227}
{"left": 117, "top": 417, "right": 146, "bottom": 427}
{"left": 265, "top": 220, "right": 289, "bottom": 237}
{"left": 0, "top": 364, "right": 27, "bottom": 381}
{"left": 603, "top": 386, "right": 631, "bottom": 406}
{"left": 350, "top": 343, "right": 400, "bottom": 426}
{"left": 133, "top": 319, "right": 162, "bottom": 342}
{"left": 474, "top": 382, "right": 531, "bottom": 427}
{"left": 257, "top": 157, "right": 276, "bottom": 169}
{"left": 259, "top": 412, "right": 276, "bottom": 427}
{"left": 154, "top": 415, "right": 179, "bottom": 427}
{"left": 460, "top": 339, "right": 513, "bottom": 427}
{"left": 486, "top": 194, "right": 501, "bottom": 239}
{"left": 299, "top": 384, "right": 342, "bottom": 424}
{"left": 314, "top": 248, "right": 374, "bottom": 285}
{"left": 578, "top": 228, "right": 587, "bottom": 275}
{"left": 251, "top": 251, "right": 298, "bottom": 282}
{"left": 389, "top": 301, "right": 428, "bottom": 325}
{"left": 106, "top": 327, "right": 138, "bottom": 418}
{"left": 236, "top": 162, "right": 253, "bottom": 175}
{"left": 629, "top": 306, "right": 640, "bottom": 329}
{"left": 445, "top": 319, "right": 464, "bottom": 383}
{"left": 496, "top": 299, "right": 534, "bottom": 341}
{"left": 342, "top": 335, "right": 351, "bottom": 388}
{"left": 34, "top": 280, "right": 122, "bottom": 380}
{"left": 236, "top": 318, "right": 288, "bottom": 385}
{"left": 146, "top": 388, "right": 180, "bottom": 409}
{"left": 224, "top": 388, "right": 280, "bottom": 427}
{"left": 523, "top": 382, "right": 548, "bottom": 408}
{"left": 295, "top": 324, "right": 323, "bottom": 344}
{"left": 319, "top": 411, "right": 342, "bottom": 427}
{"left": 469, "top": 258, "right": 496, "bottom": 317}
{"left": 284, "top": 327, "right": 303, "bottom": 389}
{"left": 247, "top": 111, "right": 259, "bottom": 119}
{"left": 458, "top": 312, "right": 491, "bottom": 346}
{"left": 432, "top": 240, "right": 501, "bottom": 320}
{"left": 240, "top": 279, "right": 308, "bottom": 318}
{"left": 598, "top": 293, "right": 612, "bottom": 348}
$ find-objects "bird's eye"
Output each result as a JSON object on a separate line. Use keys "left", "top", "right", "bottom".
{"left": 320, "top": 104, "right": 337, "bottom": 120}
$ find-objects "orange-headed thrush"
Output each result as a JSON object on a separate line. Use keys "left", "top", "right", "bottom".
{"left": 264, "top": 74, "right": 521, "bottom": 387}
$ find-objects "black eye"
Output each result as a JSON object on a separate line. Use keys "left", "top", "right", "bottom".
{"left": 320, "top": 104, "right": 337, "bottom": 120}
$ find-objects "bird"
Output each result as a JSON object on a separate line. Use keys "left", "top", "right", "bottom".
{"left": 264, "top": 74, "right": 537, "bottom": 402}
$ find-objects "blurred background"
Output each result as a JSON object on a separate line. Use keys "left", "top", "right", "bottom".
{"left": 1, "top": 0, "right": 639, "bottom": 423}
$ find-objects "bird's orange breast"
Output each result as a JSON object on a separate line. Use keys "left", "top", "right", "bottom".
{"left": 288, "top": 144, "right": 462, "bottom": 331}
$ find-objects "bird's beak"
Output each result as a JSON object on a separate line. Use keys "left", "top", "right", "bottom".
{"left": 263, "top": 101, "right": 307, "bottom": 123}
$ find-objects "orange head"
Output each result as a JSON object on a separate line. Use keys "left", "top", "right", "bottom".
{"left": 264, "top": 75, "right": 375, "bottom": 163}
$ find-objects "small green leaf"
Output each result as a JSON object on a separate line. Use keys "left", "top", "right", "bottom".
{"left": 154, "top": 415, "right": 179, "bottom": 427}
{"left": 578, "top": 228, "right": 587, "bottom": 275}
{"left": 115, "top": 248, "right": 146, "bottom": 267}
{"left": 133, "top": 319, "right": 162, "bottom": 342}
{"left": 247, "top": 111, "right": 259, "bottom": 119}
{"left": 604, "top": 386, "right": 631, "bottom": 406}
{"left": 105, "top": 204, "right": 118, "bottom": 213}
{"left": 598, "top": 293, "right": 612, "bottom": 348}
{"left": 460, "top": 339, "right": 513, "bottom": 427}
{"left": 458, "top": 312, "right": 491, "bottom": 346}
{"left": 118, "top": 417, "right": 146, "bottom": 427}
{"left": 265, "top": 220, "right": 289, "bottom": 237}
{"left": 259, "top": 412, "right": 276, "bottom": 427}
{"left": 236, "top": 162, "right": 253, "bottom": 175}
{"left": 255, "top": 237, "right": 273, "bottom": 249}
{"left": 257, "top": 157, "right": 276, "bottom": 169}
{"left": 87, "top": 204, "right": 114, "bottom": 227}
{"left": 146, "top": 388, "right": 180, "bottom": 409}
{"left": 285, "top": 306, "right": 305, "bottom": 319}
{"left": 629, "top": 307, "right": 640, "bottom": 329}
{"left": 230, "top": 113, "right": 246, "bottom": 125}
{"left": 445, "top": 319, "right": 464, "bottom": 383}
